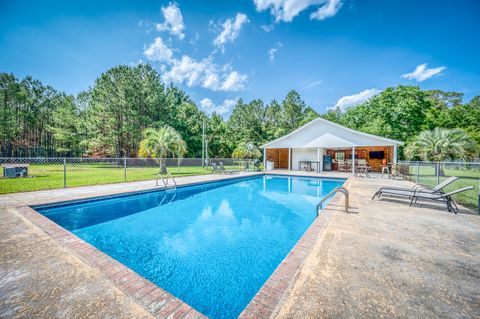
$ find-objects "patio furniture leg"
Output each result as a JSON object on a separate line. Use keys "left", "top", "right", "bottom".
{"left": 409, "top": 195, "right": 415, "bottom": 206}
{"left": 450, "top": 198, "right": 459, "bottom": 214}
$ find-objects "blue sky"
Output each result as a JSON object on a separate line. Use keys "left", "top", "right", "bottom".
{"left": 1, "top": 0, "right": 479, "bottom": 116}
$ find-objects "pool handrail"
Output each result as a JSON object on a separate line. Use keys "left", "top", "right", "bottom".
{"left": 156, "top": 173, "right": 177, "bottom": 189}
{"left": 316, "top": 186, "right": 349, "bottom": 216}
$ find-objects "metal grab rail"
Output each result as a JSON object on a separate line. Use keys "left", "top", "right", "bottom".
{"left": 156, "top": 173, "right": 177, "bottom": 189}
{"left": 316, "top": 186, "right": 349, "bottom": 216}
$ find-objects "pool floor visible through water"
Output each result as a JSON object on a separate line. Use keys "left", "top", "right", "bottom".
{"left": 34, "top": 175, "right": 345, "bottom": 318}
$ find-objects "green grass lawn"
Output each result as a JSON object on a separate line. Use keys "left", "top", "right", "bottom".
{"left": 405, "top": 165, "right": 479, "bottom": 210}
{"left": 0, "top": 164, "right": 213, "bottom": 194}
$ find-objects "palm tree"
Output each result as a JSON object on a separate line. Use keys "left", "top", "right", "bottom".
{"left": 404, "top": 128, "right": 476, "bottom": 161}
{"left": 138, "top": 126, "right": 187, "bottom": 174}
{"left": 232, "top": 142, "right": 262, "bottom": 159}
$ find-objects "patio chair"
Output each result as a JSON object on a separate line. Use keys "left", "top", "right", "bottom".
{"left": 409, "top": 186, "right": 474, "bottom": 214}
{"left": 337, "top": 160, "right": 346, "bottom": 172}
{"left": 355, "top": 165, "right": 371, "bottom": 178}
{"left": 219, "top": 162, "right": 238, "bottom": 174}
{"left": 303, "top": 161, "right": 314, "bottom": 172}
{"left": 211, "top": 163, "right": 223, "bottom": 174}
{"left": 345, "top": 160, "right": 353, "bottom": 173}
{"left": 372, "top": 176, "right": 459, "bottom": 199}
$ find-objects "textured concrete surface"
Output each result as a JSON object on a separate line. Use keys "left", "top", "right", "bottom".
{"left": 273, "top": 175, "right": 480, "bottom": 319}
{"left": 0, "top": 204, "right": 153, "bottom": 319}
{"left": 1, "top": 172, "right": 479, "bottom": 318}
{"left": 0, "top": 173, "right": 258, "bottom": 319}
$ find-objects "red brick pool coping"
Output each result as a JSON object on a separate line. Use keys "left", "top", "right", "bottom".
{"left": 239, "top": 176, "right": 353, "bottom": 318}
{"left": 17, "top": 173, "right": 352, "bottom": 319}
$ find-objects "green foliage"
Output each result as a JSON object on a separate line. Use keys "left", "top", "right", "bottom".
{"left": 338, "top": 86, "right": 430, "bottom": 141}
{"left": 232, "top": 142, "right": 262, "bottom": 159}
{"left": 46, "top": 95, "right": 82, "bottom": 155}
{"left": 227, "top": 91, "right": 315, "bottom": 149}
{"left": 86, "top": 64, "right": 167, "bottom": 157}
{"left": 281, "top": 90, "right": 307, "bottom": 132}
{"left": 207, "top": 113, "right": 234, "bottom": 158}
{"left": 2, "top": 69, "right": 478, "bottom": 162}
{"left": 227, "top": 99, "right": 267, "bottom": 147}
{"left": 138, "top": 126, "right": 187, "bottom": 159}
{"left": 404, "top": 128, "right": 478, "bottom": 161}
{"left": 0, "top": 73, "right": 84, "bottom": 156}
{"left": 326, "top": 85, "right": 480, "bottom": 160}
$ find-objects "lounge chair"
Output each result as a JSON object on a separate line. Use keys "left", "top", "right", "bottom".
{"left": 211, "top": 163, "right": 223, "bottom": 174}
{"left": 409, "top": 186, "right": 474, "bottom": 214}
{"left": 372, "top": 176, "right": 459, "bottom": 199}
{"left": 219, "top": 162, "right": 238, "bottom": 174}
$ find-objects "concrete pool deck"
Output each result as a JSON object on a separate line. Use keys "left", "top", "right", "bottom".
{"left": 271, "top": 171, "right": 480, "bottom": 318}
{"left": 1, "top": 171, "right": 479, "bottom": 318}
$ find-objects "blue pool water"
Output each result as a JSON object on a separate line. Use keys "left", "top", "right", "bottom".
{"left": 35, "top": 175, "right": 345, "bottom": 318}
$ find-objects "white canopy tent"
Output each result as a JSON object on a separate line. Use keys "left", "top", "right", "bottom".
{"left": 261, "top": 118, "right": 403, "bottom": 173}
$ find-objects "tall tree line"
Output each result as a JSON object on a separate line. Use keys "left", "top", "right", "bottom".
{"left": 323, "top": 86, "right": 480, "bottom": 151}
{"left": 0, "top": 65, "right": 314, "bottom": 158}
{"left": 1, "top": 66, "right": 479, "bottom": 159}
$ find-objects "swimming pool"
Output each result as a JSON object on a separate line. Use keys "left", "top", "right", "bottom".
{"left": 34, "top": 174, "right": 345, "bottom": 318}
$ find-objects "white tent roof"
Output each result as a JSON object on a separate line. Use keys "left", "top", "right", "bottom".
{"left": 261, "top": 118, "right": 403, "bottom": 149}
{"left": 302, "top": 133, "right": 355, "bottom": 148}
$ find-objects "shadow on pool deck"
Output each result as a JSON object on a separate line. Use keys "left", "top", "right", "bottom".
{"left": 273, "top": 176, "right": 480, "bottom": 319}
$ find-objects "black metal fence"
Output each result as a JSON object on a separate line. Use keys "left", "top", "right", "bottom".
{"left": 398, "top": 161, "right": 480, "bottom": 212}
{"left": 0, "top": 157, "right": 255, "bottom": 194}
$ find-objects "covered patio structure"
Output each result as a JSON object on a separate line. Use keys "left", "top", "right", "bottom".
{"left": 261, "top": 118, "right": 403, "bottom": 173}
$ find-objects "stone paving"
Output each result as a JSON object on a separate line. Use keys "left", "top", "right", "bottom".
{"left": 1, "top": 171, "right": 479, "bottom": 319}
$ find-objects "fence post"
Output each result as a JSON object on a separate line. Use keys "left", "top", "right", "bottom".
{"left": 63, "top": 158, "right": 67, "bottom": 188}
{"left": 478, "top": 178, "right": 480, "bottom": 214}
{"left": 124, "top": 158, "right": 127, "bottom": 182}
{"left": 436, "top": 162, "right": 440, "bottom": 185}
{"left": 416, "top": 161, "right": 420, "bottom": 183}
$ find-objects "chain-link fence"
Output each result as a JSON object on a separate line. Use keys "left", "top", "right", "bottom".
{"left": 398, "top": 161, "right": 480, "bottom": 212}
{"left": 0, "top": 157, "right": 257, "bottom": 194}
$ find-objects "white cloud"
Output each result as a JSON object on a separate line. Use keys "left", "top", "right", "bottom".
{"left": 267, "top": 42, "right": 283, "bottom": 63}
{"left": 268, "top": 48, "right": 277, "bottom": 63}
{"left": 334, "top": 88, "right": 381, "bottom": 111}
{"left": 200, "top": 98, "right": 238, "bottom": 115}
{"left": 253, "top": 0, "right": 343, "bottom": 22}
{"left": 213, "top": 13, "right": 249, "bottom": 48}
{"left": 310, "top": 0, "right": 343, "bottom": 20}
{"left": 220, "top": 71, "right": 248, "bottom": 91}
{"left": 304, "top": 80, "right": 323, "bottom": 89}
{"left": 163, "top": 55, "right": 205, "bottom": 86}
{"left": 402, "top": 63, "right": 446, "bottom": 82}
{"left": 260, "top": 24, "right": 274, "bottom": 32}
{"left": 143, "top": 37, "right": 173, "bottom": 62}
{"left": 143, "top": 17, "right": 247, "bottom": 92}
{"left": 156, "top": 3, "right": 186, "bottom": 40}
{"left": 162, "top": 55, "right": 248, "bottom": 92}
